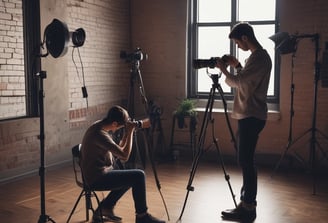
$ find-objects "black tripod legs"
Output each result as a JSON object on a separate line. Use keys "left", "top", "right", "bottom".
{"left": 38, "top": 215, "right": 55, "bottom": 223}
{"left": 272, "top": 127, "right": 328, "bottom": 195}
{"left": 176, "top": 140, "right": 237, "bottom": 223}
{"left": 177, "top": 75, "right": 237, "bottom": 222}
{"left": 212, "top": 137, "right": 237, "bottom": 208}
{"left": 176, "top": 146, "right": 203, "bottom": 222}
{"left": 143, "top": 130, "right": 170, "bottom": 221}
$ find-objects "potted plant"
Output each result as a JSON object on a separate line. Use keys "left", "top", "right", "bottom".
{"left": 174, "top": 98, "right": 197, "bottom": 128}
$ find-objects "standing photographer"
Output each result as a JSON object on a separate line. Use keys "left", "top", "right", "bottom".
{"left": 216, "top": 22, "right": 272, "bottom": 222}
{"left": 80, "top": 105, "right": 165, "bottom": 223}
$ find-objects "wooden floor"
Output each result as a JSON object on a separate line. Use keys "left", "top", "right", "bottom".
{"left": 0, "top": 155, "right": 328, "bottom": 223}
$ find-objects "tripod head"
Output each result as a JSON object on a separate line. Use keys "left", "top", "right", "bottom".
{"left": 206, "top": 68, "right": 222, "bottom": 88}
{"left": 206, "top": 66, "right": 222, "bottom": 77}
{"left": 210, "top": 74, "right": 219, "bottom": 85}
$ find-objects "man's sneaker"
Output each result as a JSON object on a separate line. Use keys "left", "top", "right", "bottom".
{"left": 135, "top": 213, "right": 166, "bottom": 223}
{"left": 221, "top": 202, "right": 256, "bottom": 222}
{"left": 92, "top": 206, "right": 122, "bottom": 222}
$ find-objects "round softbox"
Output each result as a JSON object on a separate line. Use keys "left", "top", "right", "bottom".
{"left": 44, "top": 19, "right": 86, "bottom": 58}
{"left": 45, "top": 19, "right": 69, "bottom": 58}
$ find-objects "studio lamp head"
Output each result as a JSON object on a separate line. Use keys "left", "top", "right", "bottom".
{"left": 43, "top": 19, "right": 86, "bottom": 58}
{"left": 269, "top": 32, "right": 297, "bottom": 55}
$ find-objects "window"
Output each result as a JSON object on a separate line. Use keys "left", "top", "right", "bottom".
{"left": 0, "top": 0, "right": 40, "bottom": 120}
{"left": 0, "top": 0, "right": 25, "bottom": 119}
{"left": 188, "top": 0, "right": 278, "bottom": 103}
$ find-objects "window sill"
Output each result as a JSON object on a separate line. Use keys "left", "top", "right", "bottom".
{"left": 195, "top": 99, "right": 281, "bottom": 121}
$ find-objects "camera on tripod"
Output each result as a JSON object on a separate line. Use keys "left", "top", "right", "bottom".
{"left": 120, "top": 48, "right": 148, "bottom": 62}
{"left": 193, "top": 55, "right": 228, "bottom": 69}
{"left": 130, "top": 118, "right": 151, "bottom": 129}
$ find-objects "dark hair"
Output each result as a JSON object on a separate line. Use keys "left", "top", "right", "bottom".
{"left": 229, "top": 22, "right": 256, "bottom": 42}
{"left": 105, "top": 105, "right": 129, "bottom": 125}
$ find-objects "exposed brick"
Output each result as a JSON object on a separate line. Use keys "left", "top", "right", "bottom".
{"left": 0, "top": 0, "right": 24, "bottom": 120}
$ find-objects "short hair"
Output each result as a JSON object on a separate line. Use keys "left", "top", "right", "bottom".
{"left": 229, "top": 22, "right": 256, "bottom": 41}
{"left": 105, "top": 105, "right": 129, "bottom": 125}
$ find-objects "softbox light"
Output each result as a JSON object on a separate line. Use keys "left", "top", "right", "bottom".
{"left": 44, "top": 19, "right": 86, "bottom": 58}
{"left": 269, "top": 32, "right": 297, "bottom": 55}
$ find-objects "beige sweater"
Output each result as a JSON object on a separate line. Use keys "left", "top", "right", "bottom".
{"left": 225, "top": 48, "right": 272, "bottom": 120}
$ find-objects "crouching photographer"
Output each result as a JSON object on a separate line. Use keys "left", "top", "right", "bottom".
{"left": 80, "top": 105, "right": 165, "bottom": 223}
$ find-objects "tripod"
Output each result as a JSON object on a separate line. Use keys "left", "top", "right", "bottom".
{"left": 124, "top": 58, "right": 170, "bottom": 220}
{"left": 177, "top": 73, "right": 237, "bottom": 222}
{"left": 272, "top": 34, "right": 328, "bottom": 195}
{"left": 37, "top": 71, "right": 56, "bottom": 223}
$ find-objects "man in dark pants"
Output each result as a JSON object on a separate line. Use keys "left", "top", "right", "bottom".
{"left": 216, "top": 22, "right": 272, "bottom": 222}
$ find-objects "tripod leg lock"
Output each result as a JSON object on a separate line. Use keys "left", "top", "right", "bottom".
{"left": 187, "top": 185, "right": 194, "bottom": 191}
{"left": 225, "top": 174, "right": 230, "bottom": 181}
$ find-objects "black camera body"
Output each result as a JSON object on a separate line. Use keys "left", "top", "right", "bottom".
{"left": 193, "top": 55, "right": 228, "bottom": 69}
{"left": 133, "top": 120, "right": 144, "bottom": 129}
{"left": 120, "top": 48, "right": 147, "bottom": 62}
{"left": 130, "top": 118, "right": 150, "bottom": 129}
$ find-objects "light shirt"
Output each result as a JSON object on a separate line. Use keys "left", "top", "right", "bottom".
{"left": 225, "top": 48, "right": 272, "bottom": 120}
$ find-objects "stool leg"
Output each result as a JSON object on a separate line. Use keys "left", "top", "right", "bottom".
{"left": 66, "top": 190, "right": 85, "bottom": 223}
{"left": 85, "top": 190, "right": 92, "bottom": 221}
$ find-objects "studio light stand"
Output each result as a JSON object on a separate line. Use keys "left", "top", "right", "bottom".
{"left": 36, "top": 19, "right": 86, "bottom": 223}
{"left": 120, "top": 49, "right": 170, "bottom": 220}
{"left": 177, "top": 72, "right": 237, "bottom": 222}
{"left": 37, "top": 71, "right": 55, "bottom": 223}
{"left": 270, "top": 33, "right": 328, "bottom": 194}
{"left": 270, "top": 45, "right": 298, "bottom": 179}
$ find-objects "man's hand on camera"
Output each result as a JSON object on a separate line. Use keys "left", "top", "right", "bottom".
{"left": 222, "top": 55, "right": 240, "bottom": 68}
{"left": 125, "top": 121, "right": 136, "bottom": 132}
{"left": 216, "top": 57, "right": 228, "bottom": 71}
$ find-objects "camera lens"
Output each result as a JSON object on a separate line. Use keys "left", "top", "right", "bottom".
{"left": 193, "top": 57, "right": 217, "bottom": 69}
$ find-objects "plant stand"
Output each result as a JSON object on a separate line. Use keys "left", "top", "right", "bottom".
{"left": 169, "top": 114, "right": 197, "bottom": 160}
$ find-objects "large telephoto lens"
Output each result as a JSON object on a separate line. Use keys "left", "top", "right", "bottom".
{"left": 193, "top": 57, "right": 217, "bottom": 69}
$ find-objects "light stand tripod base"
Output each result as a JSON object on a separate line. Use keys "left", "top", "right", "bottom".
{"left": 38, "top": 215, "right": 55, "bottom": 223}
{"left": 272, "top": 34, "right": 328, "bottom": 195}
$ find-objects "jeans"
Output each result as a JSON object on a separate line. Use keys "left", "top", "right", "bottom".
{"left": 90, "top": 168, "right": 148, "bottom": 214}
{"left": 237, "top": 117, "right": 265, "bottom": 205}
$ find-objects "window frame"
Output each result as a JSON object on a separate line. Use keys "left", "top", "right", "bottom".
{"left": 23, "top": 0, "right": 41, "bottom": 118}
{"left": 187, "top": 0, "right": 280, "bottom": 105}
{"left": 0, "top": 0, "right": 40, "bottom": 121}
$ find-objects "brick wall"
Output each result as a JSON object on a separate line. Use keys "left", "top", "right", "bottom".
{"left": 0, "top": 0, "right": 131, "bottom": 182}
{"left": 66, "top": 0, "right": 131, "bottom": 110}
{"left": 65, "top": 0, "right": 131, "bottom": 128}
{"left": 0, "top": 0, "right": 25, "bottom": 119}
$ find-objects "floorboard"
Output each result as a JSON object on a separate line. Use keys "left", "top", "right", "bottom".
{"left": 0, "top": 156, "right": 327, "bottom": 223}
